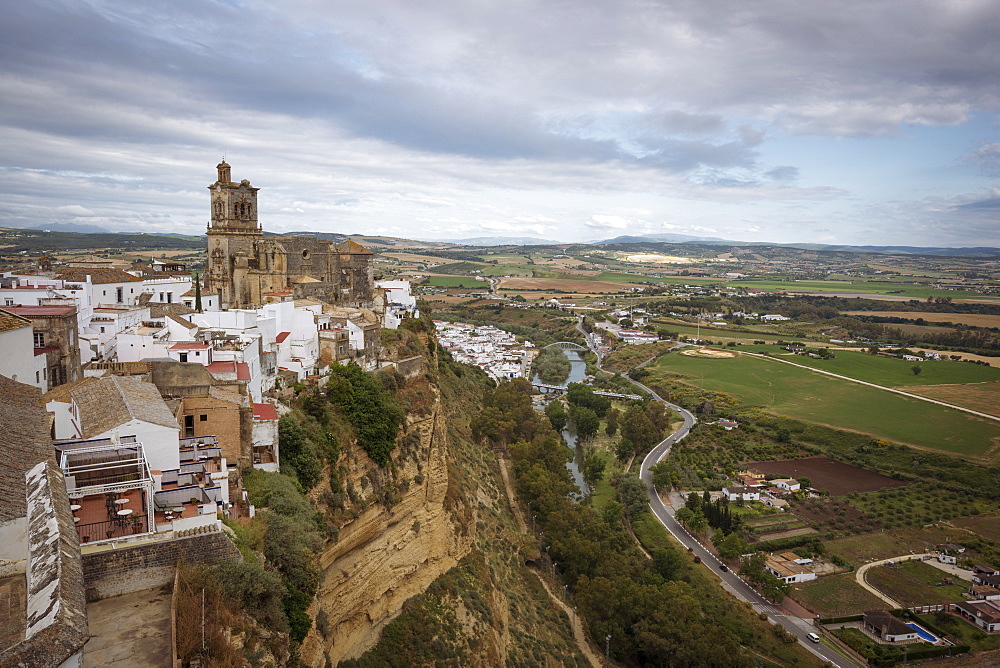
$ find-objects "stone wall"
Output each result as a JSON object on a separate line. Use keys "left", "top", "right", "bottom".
{"left": 0, "top": 462, "right": 88, "bottom": 668}
{"left": 82, "top": 530, "right": 240, "bottom": 600}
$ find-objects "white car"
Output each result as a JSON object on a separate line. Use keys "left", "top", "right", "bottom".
{"left": 806, "top": 632, "right": 820, "bottom": 643}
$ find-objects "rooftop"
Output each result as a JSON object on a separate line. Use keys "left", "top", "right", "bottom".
{"left": 71, "top": 376, "right": 179, "bottom": 438}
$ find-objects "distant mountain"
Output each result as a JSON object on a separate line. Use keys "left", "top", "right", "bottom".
{"left": 597, "top": 234, "right": 1000, "bottom": 258}
{"left": 444, "top": 236, "right": 566, "bottom": 246}
{"left": 600, "top": 232, "right": 728, "bottom": 244}
{"left": 789, "top": 244, "right": 1000, "bottom": 258}
{"left": 27, "top": 222, "right": 111, "bottom": 234}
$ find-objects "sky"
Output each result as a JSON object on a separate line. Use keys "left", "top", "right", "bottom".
{"left": 1, "top": 0, "right": 999, "bottom": 247}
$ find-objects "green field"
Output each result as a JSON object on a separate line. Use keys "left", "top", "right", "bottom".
{"left": 651, "top": 352, "right": 1000, "bottom": 458}
{"left": 592, "top": 272, "right": 993, "bottom": 299}
{"left": 425, "top": 276, "right": 490, "bottom": 288}
{"left": 735, "top": 347, "right": 1000, "bottom": 387}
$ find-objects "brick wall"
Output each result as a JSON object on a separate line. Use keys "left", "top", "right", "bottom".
{"left": 82, "top": 530, "right": 240, "bottom": 599}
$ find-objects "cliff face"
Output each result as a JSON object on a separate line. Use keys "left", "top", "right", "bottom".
{"left": 300, "top": 393, "right": 473, "bottom": 666}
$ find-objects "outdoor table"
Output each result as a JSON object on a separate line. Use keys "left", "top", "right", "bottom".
{"left": 117, "top": 508, "right": 133, "bottom": 516}
{"left": 114, "top": 498, "right": 130, "bottom": 505}
{"left": 69, "top": 504, "right": 81, "bottom": 512}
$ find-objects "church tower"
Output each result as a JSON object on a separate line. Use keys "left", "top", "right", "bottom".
{"left": 205, "top": 161, "right": 262, "bottom": 308}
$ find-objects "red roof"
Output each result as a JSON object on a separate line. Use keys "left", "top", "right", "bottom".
{"left": 1, "top": 305, "right": 76, "bottom": 316}
{"left": 205, "top": 360, "right": 236, "bottom": 374}
{"left": 275, "top": 331, "right": 290, "bottom": 343}
{"left": 253, "top": 403, "right": 279, "bottom": 420}
{"left": 236, "top": 362, "right": 251, "bottom": 381}
{"left": 170, "top": 342, "right": 210, "bottom": 349}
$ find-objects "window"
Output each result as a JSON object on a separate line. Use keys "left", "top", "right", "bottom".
{"left": 3, "top": 298, "right": 12, "bottom": 306}
{"left": 199, "top": 414, "right": 208, "bottom": 422}
{"left": 33, "top": 332, "right": 45, "bottom": 347}
{"left": 117, "top": 287, "right": 123, "bottom": 302}
{"left": 179, "top": 352, "right": 188, "bottom": 363}
{"left": 184, "top": 415, "right": 195, "bottom": 437}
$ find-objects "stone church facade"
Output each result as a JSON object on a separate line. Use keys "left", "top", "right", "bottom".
{"left": 205, "top": 161, "right": 374, "bottom": 309}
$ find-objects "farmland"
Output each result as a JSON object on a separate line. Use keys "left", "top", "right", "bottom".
{"left": 792, "top": 573, "right": 888, "bottom": 617}
{"left": 737, "top": 347, "right": 1000, "bottom": 387}
{"left": 741, "top": 457, "right": 907, "bottom": 496}
{"left": 952, "top": 513, "right": 1000, "bottom": 543}
{"left": 424, "top": 276, "right": 490, "bottom": 288}
{"left": 649, "top": 351, "right": 1000, "bottom": 458}
{"left": 823, "top": 527, "right": 958, "bottom": 565}
{"left": 866, "top": 560, "right": 969, "bottom": 606}
{"left": 842, "top": 311, "right": 1000, "bottom": 329}
{"left": 906, "top": 382, "right": 1000, "bottom": 417}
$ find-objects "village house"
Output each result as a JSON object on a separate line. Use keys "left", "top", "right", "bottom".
{"left": 952, "top": 600, "right": 1000, "bottom": 632}
{"left": 772, "top": 478, "right": 801, "bottom": 492}
{"left": 862, "top": 610, "right": 920, "bottom": 643}
{"left": 0, "top": 309, "right": 44, "bottom": 389}
{"left": 723, "top": 486, "right": 761, "bottom": 502}
{"left": 764, "top": 552, "right": 817, "bottom": 583}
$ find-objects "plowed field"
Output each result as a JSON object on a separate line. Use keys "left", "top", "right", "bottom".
{"left": 741, "top": 456, "right": 907, "bottom": 495}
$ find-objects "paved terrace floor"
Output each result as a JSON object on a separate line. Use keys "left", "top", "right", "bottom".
{"left": 83, "top": 585, "right": 172, "bottom": 668}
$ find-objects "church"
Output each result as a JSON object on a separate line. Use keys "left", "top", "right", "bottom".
{"left": 204, "top": 161, "right": 374, "bottom": 309}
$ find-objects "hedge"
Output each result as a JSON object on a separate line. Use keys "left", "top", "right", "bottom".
{"left": 818, "top": 614, "right": 864, "bottom": 624}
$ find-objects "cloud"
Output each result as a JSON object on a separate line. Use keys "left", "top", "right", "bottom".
{"left": 0, "top": 0, "right": 997, "bottom": 245}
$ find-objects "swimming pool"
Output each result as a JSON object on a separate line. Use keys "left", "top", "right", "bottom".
{"left": 905, "top": 622, "right": 939, "bottom": 643}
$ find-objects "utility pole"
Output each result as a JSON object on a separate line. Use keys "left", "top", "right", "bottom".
{"left": 605, "top": 634, "right": 611, "bottom": 666}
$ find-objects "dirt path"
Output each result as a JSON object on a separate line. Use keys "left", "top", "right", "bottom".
{"left": 855, "top": 554, "right": 933, "bottom": 608}
{"left": 498, "top": 455, "right": 602, "bottom": 666}
{"left": 531, "top": 570, "right": 603, "bottom": 668}
{"left": 497, "top": 455, "right": 527, "bottom": 533}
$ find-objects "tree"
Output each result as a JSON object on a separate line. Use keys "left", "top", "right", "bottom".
{"left": 545, "top": 400, "right": 568, "bottom": 432}
{"left": 604, "top": 406, "right": 620, "bottom": 437}
{"left": 194, "top": 271, "right": 203, "bottom": 312}
{"left": 570, "top": 405, "right": 600, "bottom": 440}
{"left": 911, "top": 364, "right": 922, "bottom": 375}
{"left": 582, "top": 454, "right": 607, "bottom": 488}
{"left": 621, "top": 404, "right": 657, "bottom": 454}
{"left": 715, "top": 532, "right": 749, "bottom": 560}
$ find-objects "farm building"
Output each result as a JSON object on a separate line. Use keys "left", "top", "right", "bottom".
{"left": 952, "top": 600, "right": 1000, "bottom": 632}
{"left": 764, "top": 552, "right": 816, "bottom": 584}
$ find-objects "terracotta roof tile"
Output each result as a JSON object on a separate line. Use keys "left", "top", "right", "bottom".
{"left": 0, "top": 375, "right": 52, "bottom": 522}
{"left": 56, "top": 267, "right": 144, "bottom": 284}
{"left": 71, "top": 376, "right": 178, "bottom": 438}
{"left": 0, "top": 310, "right": 32, "bottom": 334}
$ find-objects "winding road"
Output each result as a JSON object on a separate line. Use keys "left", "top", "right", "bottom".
{"left": 578, "top": 319, "right": 859, "bottom": 668}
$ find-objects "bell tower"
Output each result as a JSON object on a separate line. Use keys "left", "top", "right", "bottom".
{"left": 206, "top": 161, "right": 263, "bottom": 308}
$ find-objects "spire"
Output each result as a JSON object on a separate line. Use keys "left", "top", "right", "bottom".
{"left": 217, "top": 160, "right": 231, "bottom": 183}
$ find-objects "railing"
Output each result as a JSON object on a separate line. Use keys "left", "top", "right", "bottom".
{"left": 76, "top": 514, "right": 149, "bottom": 544}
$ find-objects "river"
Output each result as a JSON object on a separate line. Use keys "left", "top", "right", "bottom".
{"left": 532, "top": 349, "right": 589, "bottom": 500}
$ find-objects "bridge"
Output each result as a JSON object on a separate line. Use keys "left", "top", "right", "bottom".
{"left": 540, "top": 342, "right": 587, "bottom": 351}
{"left": 531, "top": 382, "right": 568, "bottom": 394}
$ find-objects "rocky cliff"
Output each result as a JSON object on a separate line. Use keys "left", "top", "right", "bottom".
{"left": 299, "top": 386, "right": 472, "bottom": 666}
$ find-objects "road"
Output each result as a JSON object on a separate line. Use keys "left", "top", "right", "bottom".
{"left": 577, "top": 319, "right": 858, "bottom": 667}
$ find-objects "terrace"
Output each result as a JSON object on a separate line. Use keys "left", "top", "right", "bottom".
{"left": 57, "top": 437, "right": 155, "bottom": 544}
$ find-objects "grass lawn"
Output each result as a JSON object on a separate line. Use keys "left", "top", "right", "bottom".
{"left": 792, "top": 573, "right": 888, "bottom": 617}
{"left": 746, "top": 347, "right": 1000, "bottom": 387}
{"left": 425, "top": 276, "right": 489, "bottom": 288}
{"left": 650, "top": 352, "right": 1000, "bottom": 459}
{"left": 866, "top": 561, "right": 969, "bottom": 606}
{"left": 915, "top": 612, "right": 1000, "bottom": 653}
